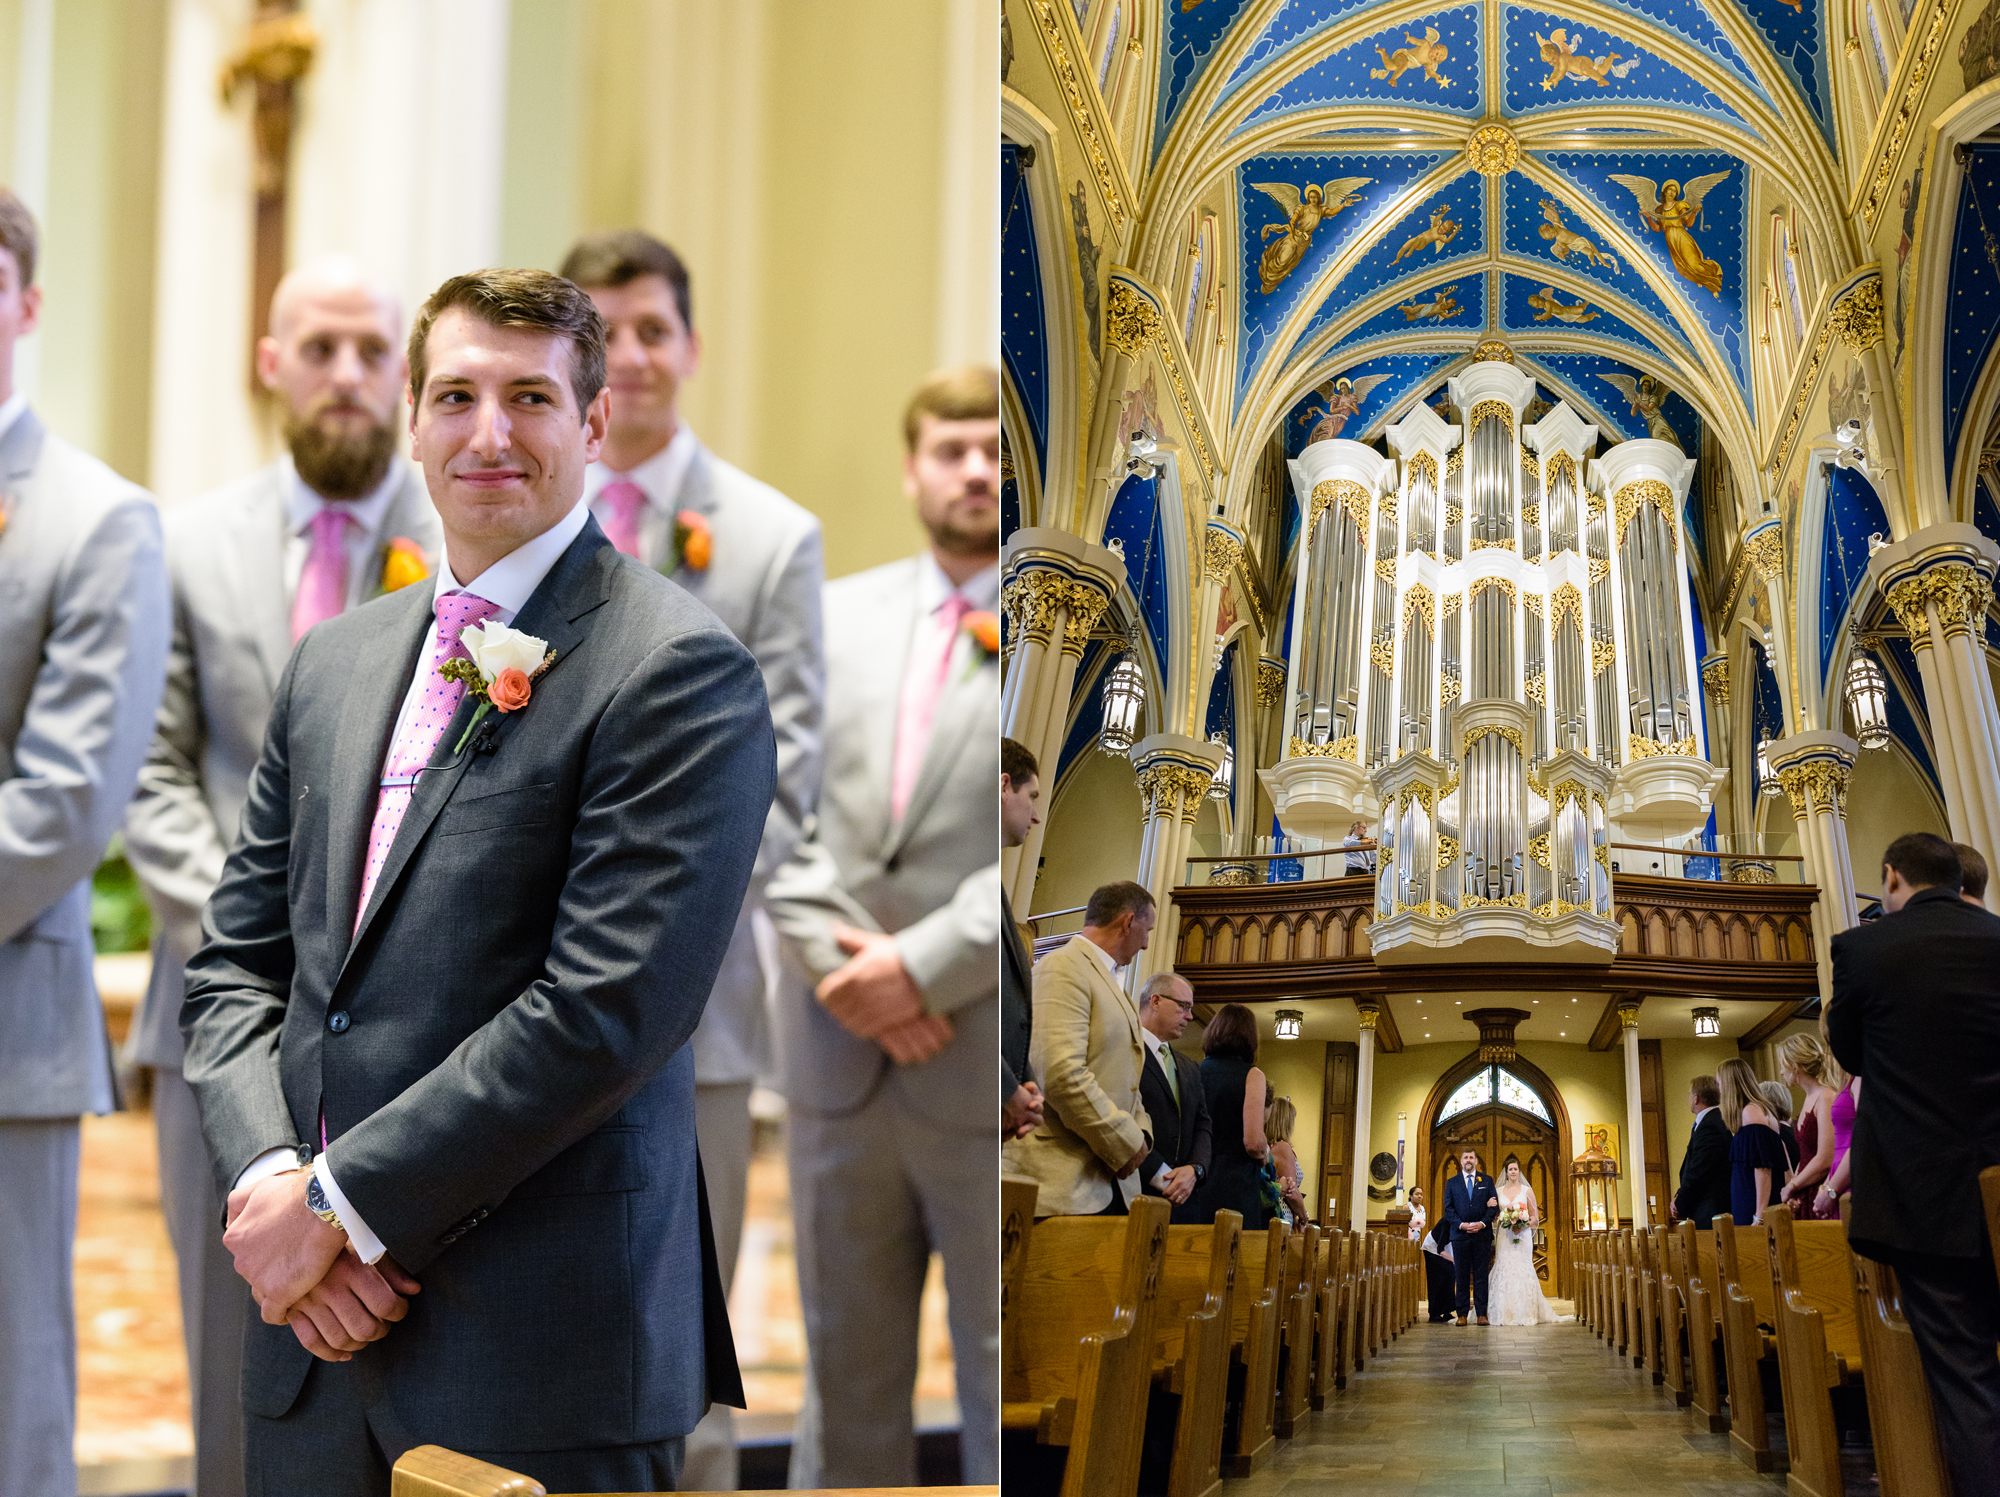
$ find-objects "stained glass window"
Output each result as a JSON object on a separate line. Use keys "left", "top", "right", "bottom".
{"left": 1497, "top": 1069, "right": 1553, "bottom": 1123}
{"left": 1438, "top": 1068, "right": 1493, "bottom": 1121}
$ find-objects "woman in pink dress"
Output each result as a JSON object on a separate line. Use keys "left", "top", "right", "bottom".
{"left": 1813, "top": 1075, "right": 1859, "bottom": 1220}
{"left": 1777, "top": 1032, "right": 1845, "bottom": 1216}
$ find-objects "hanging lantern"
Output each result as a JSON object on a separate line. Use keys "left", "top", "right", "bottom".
{"left": 1692, "top": 1006, "right": 1720, "bottom": 1038}
{"left": 1274, "top": 1009, "right": 1304, "bottom": 1040}
{"left": 1757, "top": 738, "right": 1779, "bottom": 794}
{"left": 1099, "top": 649, "right": 1146, "bottom": 754}
{"left": 1844, "top": 654, "right": 1891, "bottom": 751}
{"left": 1207, "top": 731, "right": 1234, "bottom": 800}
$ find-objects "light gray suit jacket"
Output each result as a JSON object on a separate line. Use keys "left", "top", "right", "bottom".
{"left": 628, "top": 440, "right": 823, "bottom": 1085}
{"left": 123, "top": 460, "right": 441, "bottom": 1069}
{"left": 765, "top": 555, "right": 997, "bottom": 1132}
{"left": 0, "top": 408, "right": 170, "bottom": 1118}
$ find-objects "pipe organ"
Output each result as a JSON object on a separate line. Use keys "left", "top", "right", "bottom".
{"left": 1263, "top": 358, "right": 1720, "bottom": 964}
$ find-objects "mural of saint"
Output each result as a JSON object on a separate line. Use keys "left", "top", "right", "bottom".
{"left": 1600, "top": 372, "right": 1680, "bottom": 447}
{"left": 1296, "top": 372, "right": 1394, "bottom": 442}
{"left": 1607, "top": 170, "right": 1732, "bottom": 297}
{"left": 1070, "top": 180, "right": 1102, "bottom": 360}
{"left": 1894, "top": 162, "right": 1923, "bottom": 365}
{"left": 1251, "top": 176, "right": 1373, "bottom": 293}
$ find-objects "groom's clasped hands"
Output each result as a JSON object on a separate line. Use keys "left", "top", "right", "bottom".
{"left": 222, "top": 1167, "right": 421, "bottom": 1363}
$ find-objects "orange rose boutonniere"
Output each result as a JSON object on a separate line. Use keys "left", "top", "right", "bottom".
{"left": 380, "top": 536, "right": 429, "bottom": 593}
{"left": 440, "top": 621, "right": 557, "bottom": 753}
{"left": 964, "top": 610, "right": 1001, "bottom": 661}
{"left": 671, "top": 510, "right": 712, "bottom": 574}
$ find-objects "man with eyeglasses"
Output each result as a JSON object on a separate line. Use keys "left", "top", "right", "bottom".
{"left": 1137, "top": 972, "right": 1212, "bottom": 1223}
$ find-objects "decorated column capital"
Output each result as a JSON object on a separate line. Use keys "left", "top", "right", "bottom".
{"left": 1770, "top": 730, "right": 1859, "bottom": 820}
{"left": 1827, "top": 275, "right": 1884, "bottom": 354}
{"left": 1743, "top": 519, "right": 1787, "bottom": 584}
{"left": 1132, "top": 732, "right": 1224, "bottom": 826}
{"left": 1203, "top": 520, "right": 1246, "bottom": 583}
{"left": 1884, "top": 562, "right": 1994, "bottom": 646}
{"left": 1001, "top": 528, "right": 1126, "bottom": 655}
{"left": 1699, "top": 652, "right": 1730, "bottom": 708}
{"left": 1616, "top": 999, "right": 1642, "bottom": 1031}
{"left": 1355, "top": 1000, "right": 1381, "bottom": 1032}
{"left": 1255, "top": 656, "right": 1287, "bottom": 708}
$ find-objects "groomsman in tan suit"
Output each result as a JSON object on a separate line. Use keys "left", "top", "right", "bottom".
{"left": 1007, "top": 882, "right": 1157, "bottom": 1217}
{"left": 561, "top": 230, "right": 824, "bottom": 1490}
{"left": 124, "top": 257, "right": 439, "bottom": 1496}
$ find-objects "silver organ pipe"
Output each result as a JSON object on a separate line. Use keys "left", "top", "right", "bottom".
{"left": 1585, "top": 492, "right": 1618, "bottom": 769}
{"left": 1442, "top": 451, "right": 1463, "bottom": 562}
{"left": 1290, "top": 500, "right": 1369, "bottom": 747}
{"left": 1617, "top": 499, "right": 1692, "bottom": 750}
{"left": 1368, "top": 492, "right": 1398, "bottom": 766}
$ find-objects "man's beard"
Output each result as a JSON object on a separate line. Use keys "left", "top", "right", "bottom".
{"left": 926, "top": 492, "right": 999, "bottom": 558}
{"left": 286, "top": 407, "right": 397, "bottom": 500}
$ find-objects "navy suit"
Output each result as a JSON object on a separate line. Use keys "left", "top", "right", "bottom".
{"left": 1442, "top": 1169, "right": 1499, "bottom": 1319}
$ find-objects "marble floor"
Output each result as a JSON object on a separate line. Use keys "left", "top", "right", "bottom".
{"left": 1216, "top": 1310, "right": 1860, "bottom": 1497}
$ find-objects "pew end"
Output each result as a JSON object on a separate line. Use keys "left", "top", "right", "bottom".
{"left": 387, "top": 1444, "right": 1003, "bottom": 1497}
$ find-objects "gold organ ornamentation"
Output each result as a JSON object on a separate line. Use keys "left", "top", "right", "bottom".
{"left": 1469, "top": 399, "right": 1515, "bottom": 436}
{"left": 1255, "top": 659, "right": 1287, "bottom": 708}
{"left": 1627, "top": 733, "right": 1699, "bottom": 759}
{"left": 1289, "top": 734, "right": 1359, "bottom": 761}
{"left": 1612, "top": 479, "right": 1680, "bottom": 551}
{"left": 1744, "top": 524, "right": 1788, "bottom": 582}
{"left": 1438, "top": 835, "right": 1460, "bottom": 869}
{"left": 1548, "top": 583, "right": 1584, "bottom": 631}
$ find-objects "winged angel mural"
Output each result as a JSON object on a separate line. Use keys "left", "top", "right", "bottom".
{"left": 1606, "top": 170, "right": 1733, "bottom": 296}
{"left": 1252, "top": 177, "right": 1374, "bottom": 294}
{"left": 1296, "top": 373, "right": 1395, "bottom": 442}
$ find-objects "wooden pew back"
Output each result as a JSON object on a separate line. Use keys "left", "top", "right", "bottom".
{"left": 1154, "top": 1214, "right": 1242, "bottom": 1497}
{"left": 1852, "top": 1251, "right": 1952, "bottom": 1497}
{"left": 1223, "top": 1220, "right": 1287, "bottom": 1477}
{"left": 1001, "top": 1176, "right": 1039, "bottom": 1401}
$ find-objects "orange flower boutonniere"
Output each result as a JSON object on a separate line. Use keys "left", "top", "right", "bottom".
{"left": 380, "top": 536, "right": 429, "bottom": 594}
{"left": 672, "top": 510, "right": 712, "bottom": 573}
{"left": 964, "top": 609, "right": 1001, "bottom": 659}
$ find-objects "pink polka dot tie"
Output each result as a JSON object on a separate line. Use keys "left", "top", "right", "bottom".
{"left": 599, "top": 479, "right": 647, "bottom": 558}
{"left": 354, "top": 590, "right": 503, "bottom": 929}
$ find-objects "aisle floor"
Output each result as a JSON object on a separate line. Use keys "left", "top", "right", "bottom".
{"left": 1220, "top": 1310, "right": 1799, "bottom": 1497}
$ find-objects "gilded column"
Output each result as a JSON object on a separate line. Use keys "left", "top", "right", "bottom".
{"left": 1771, "top": 732, "right": 1859, "bottom": 995}
{"left": 1743, "top": 519, "right": 1796, "bottom": 734}
{"left": 1129, "top": 733, "right": 1222, "bottom": 984}
{"left": 1619, "top": 1000, "right": 1648, "bottom": 1228}
{"left": 1350, "top": 1001, "right": 1379, "bottom": 1232}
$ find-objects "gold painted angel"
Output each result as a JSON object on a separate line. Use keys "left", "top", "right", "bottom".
{"left": 1606, "top": 170, "right": 1731, "bottom": 296}
{"left": 1392, "top": 204, "right": 1460, "bottom": 264}
{"left": 1600, "top": 371, "right": 1680, "bottom": 446}
{"left": 1538, "top": 197, "right": 1619, "bottom": 273}
{"left": 1296, "top": 372, "right": 1394, "bottom": 442}
{"left": 1527, "top": 285, "right": 1599, "bottom": 323}
{"left": 1251, "top": 177, "right": 1373, "bottom": 293}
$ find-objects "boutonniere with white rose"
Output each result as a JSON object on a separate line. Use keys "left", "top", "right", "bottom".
{"left": 439, "top": 622, "right": 557, "bottom": 753}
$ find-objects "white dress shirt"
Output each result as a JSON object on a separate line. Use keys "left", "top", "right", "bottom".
{"left": 235, "top": 498, "right": 595, "bottom": 1264}
{"left": 0, "top": 390, "right": 26, "bottom": 446}
{"left": 909, "top": 550, "right": 1000, "bottom": 674}
{"left": 1692, "top": 1105, "right": 1717, "bottom": 1134}
{"left": 280, "top": 455, "right": 412, "bottom": 610}
{"left": 582, "top": 423, "right": 698, "bottom": 564}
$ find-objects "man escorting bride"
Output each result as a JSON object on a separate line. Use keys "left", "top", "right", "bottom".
{"left": 1487, "top": 1158, "right": 1566, "bottom": 1325}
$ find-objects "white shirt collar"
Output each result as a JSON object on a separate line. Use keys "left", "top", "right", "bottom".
{"left": 0, "top": 391, "right": 26, "bottom": 445}
{"left": 1079, "top": 934, "right": 1120, "bottom": 979}
{"left": 435, "top": 498, "right": 592, "bottom": 623}
{"left": 915, "top": 550, "right": 1000, "bottom": 615}
{"left": 282, "top": 452, "right": 406, "bottom": 539}
{"left": 584, "top": 424, "right": 699, "bottom": 513}
{"left": 1694, "top": 1105, "right": 1717, "bottom": 1129}
{"left": 1141, "top": 1026, "right": 1167, "bottom": 1060}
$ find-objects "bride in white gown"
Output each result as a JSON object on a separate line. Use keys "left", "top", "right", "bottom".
{"left": 1487, "top": 1160, "right": 1565, "bottom": 1325}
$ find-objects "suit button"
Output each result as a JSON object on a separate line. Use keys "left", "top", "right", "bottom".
{"left": 328, "top": 1011, "right": 350, "bottom": 1034}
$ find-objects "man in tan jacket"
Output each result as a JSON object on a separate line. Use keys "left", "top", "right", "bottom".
{"left": 1008, "top": 882, "right": 1157, "bottom": 1216}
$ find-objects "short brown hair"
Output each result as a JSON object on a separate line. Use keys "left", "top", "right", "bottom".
{"left": 558, "top": 230, "right": 693, "bottom": 333}
{"left": 0, "top": 189, "right": 36, "bottom": 288}
{"left": 1883, "top": 831, "right": 1961, "bottom": 893}
{"left": 1954, "top": 842, "right": 1989, "bottom": 900}
{"left": 1689, "top": 1074, "right": 1721, "bottom": 1108}
{"left": 408, "top": 268, "right": 607, "bottom": 421}
{"left": 903, "top": 365, "right": 998, "bottom": 452}
{"left": 1201, "top": 1002, "right": 1259, "bottom": 1063}
{"left": 1001, "top": 736, "right": 1038, "bottom": 787}
{"left": 1083, "top": 880, "right": 1153, "bottom": 928}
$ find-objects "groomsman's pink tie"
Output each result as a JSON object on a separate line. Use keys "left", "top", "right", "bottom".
{"left": 890, "top": 593, "right": 972, "bottom": 822}
{"left": 354, "top": 590, "right": 504, "bottom": 927}
{"left": 599, "top": 480, "right": 647, "bottom": 558}
{"left": 292, "top": 507, "right": 355, "bottom": 641}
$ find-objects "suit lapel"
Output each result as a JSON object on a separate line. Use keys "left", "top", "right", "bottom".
{"left": 223, "top": 471, "right": 294, "bottom": 694}
{"left": 862, "top": 565, "right": 918, "bottom": 849}
{"left": 890, "top": 642, "right": 994, "bottom": 855}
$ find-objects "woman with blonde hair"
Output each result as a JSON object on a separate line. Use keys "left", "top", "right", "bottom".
{"left": 1759, "top": 1080, "right": 1802, "bottom": 1178}
{"left": 1720, "top": 1057, "right": 1790, "bottom": 1222}
{"left": 1777, "top": 1032, "right": 1849, "bottom": 1218}
{"left": 1263, "top": 1095, "right": 1307, "bottom": 1224}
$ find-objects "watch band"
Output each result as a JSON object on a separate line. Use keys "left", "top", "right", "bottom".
{"left": 305, "top": 1173, "right": 345, "bottom": 1234}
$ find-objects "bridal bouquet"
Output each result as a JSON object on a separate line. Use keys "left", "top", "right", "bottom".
{"left": 1495, "top": 1203, "right": 1532, "bottom": 1239}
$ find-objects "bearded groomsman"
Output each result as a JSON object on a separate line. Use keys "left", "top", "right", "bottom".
{"left": 560, "top": 229, "right": 824, "bottom": 1491}
{"left": 0, "top": 189, "right": 170, "bottom": 1497}
{"left": 766, "top": 367, "right": 1000, "bottom": 1488}
{"left": 123, "top": 256, "right": 440, "bottom": 1496}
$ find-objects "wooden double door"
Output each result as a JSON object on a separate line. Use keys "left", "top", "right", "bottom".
{"left": 1429, "top": 1105, "right": 1560, "bottom": 1286}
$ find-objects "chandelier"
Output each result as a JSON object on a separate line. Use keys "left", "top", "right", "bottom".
{"left": 1692, "top": 1006, "right": 1720, "bottom": 1038}
{"left": 1207, "top": 730, "right": 1234, "bottom": 800}
{"left": 1843, "top": 654, "right": 1890, "bottom": 751}
{"left": 1099, "top": 646, "right": 1145, "bottom": 753}
{"left": 1756, "top": 738, "right": 1779, "bottom": 794}
{"left": 1274, "top": 1009, "right": 1303, "bottom": 1040}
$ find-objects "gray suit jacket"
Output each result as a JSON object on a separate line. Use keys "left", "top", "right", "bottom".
{"left": 629, "top": 441, "right": 823, "bottom": 1085}
{"left": 765, "top": 556, "right": 998, "bottom": 1132}
{"left": 0, "top": 408, "right": 169, "bottom": 1119}
{"left": 124, "top": 460, "right": 442, "bottom": 1068}
{"left": 181, "top": 519, "right": 772, "bottom": 1448}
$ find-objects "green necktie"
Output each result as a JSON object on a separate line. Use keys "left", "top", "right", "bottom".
{"left": 1160, "top": 1045, "right": 1179, "bottom": 1106}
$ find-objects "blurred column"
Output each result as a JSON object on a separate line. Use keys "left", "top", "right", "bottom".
{"left": 1619, "top": 999, "right": 1648, "bottom": 1228}
{"left": 1130, "top": 733, "right": 1221, "bottom": 984}
{"left": 1349, "top": 1001, "right": 1378, "bottom": 1232}
{"left": 1771, "top": 732, "right": 1859, "bottom": 996}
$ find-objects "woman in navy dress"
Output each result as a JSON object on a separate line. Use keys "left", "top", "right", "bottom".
{"left": 1190, "top": 1003, "right": 1269, "bottom": 1230}
{"left": 1720, "top": 1057, "right": 1791, "bottom": 1222}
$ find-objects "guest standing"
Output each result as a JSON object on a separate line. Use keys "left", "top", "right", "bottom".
{"left": 1343, "top": 819, "right": 1376, "bottom": 875}
{"left": 1829, "top": 832, "right": 2000, "bottom": 1497}
{"left": 1189, "top": 1004, "right": 1271, "bottom": 1230}
{"left": 1776, "top": 1033, "right": 1845, "bottom": 1217}
{"left": 1004, "top": 882, "right": 1155, "bottom": 1217}
{"left": 1136, "top": 972, "right": 1211, "bottom": 1223}
{"left": 1954, "top": 842, "right": 1990, "bottom": 910}
{"left": 1422, "top": 1216, "right": 1457, "bottom": 1322}
{"left": 124, "top": 257, "right": 440, "bottom": 1497}
{"left": 1718, "top": 1058, "right": 1789, "bottom": 1222}
{"left": 1001, "top": 738, "right": 1043, "bottom": 1140}
{"left": 1816, "top": 1075, "right": 1860, "bottom": 1219}
{"left": 1671, "top": 1075, "right": 1732, "bottom": 1229}
{"left": 1265, "top": 1096, "right": 1307, "bottom": 1224}
{"left": 0, "top": 189, "right": 170, "bottom": 1497}
{"left": 1759, "top": 1080, "right": 1801, "bottom": 1177}
{"left": 765, "top": 367, "right": 1000, "bottom": 1489}
{"left": 1407, "top": 1184, "right": 1429, "bottom": 1242}
{"left": 565, "top": 230, "right": 826, "bottom": 1494}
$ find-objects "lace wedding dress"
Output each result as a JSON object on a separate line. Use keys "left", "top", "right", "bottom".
{"left": 1487, "top": 1185, "right": 1563, "bottom": 1326}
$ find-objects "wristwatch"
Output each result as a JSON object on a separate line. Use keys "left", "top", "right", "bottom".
{"left": 1192, "top": 1164, "right": 1206, "bottom": 1185}
{"left": 305, "top": 1173, "right": 345, "bottom": 1234}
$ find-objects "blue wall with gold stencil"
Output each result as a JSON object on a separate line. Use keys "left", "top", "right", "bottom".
{"left": 1237, "top": 7, "right": 1483, "bottom": 134}
{"left": 1500, "top": 7, "right": 1750, "bottom": 129}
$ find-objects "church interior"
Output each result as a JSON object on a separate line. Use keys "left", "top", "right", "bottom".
{"left": 1003, "top": 0, "right": 2000, "bottom": 1491}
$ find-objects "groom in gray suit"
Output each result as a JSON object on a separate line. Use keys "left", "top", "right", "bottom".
{"left": 0, "top": 189, "right": 171, "bottom": 1497}
{"left": 181, "top": 268, "right": 772, "bottom": 1494}
{"left": 766, "top": 366, "right": 1001, "bottom": 1488}
{"left": 562, "top": 229, "right": 824, "bottom": 1489}
{"left": 125, "top": 256, "right": 440, "bottom": 1497}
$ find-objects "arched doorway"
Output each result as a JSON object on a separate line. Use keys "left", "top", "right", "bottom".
{"left": 1418, "top": 1051, "right": 1572, "bottom": 1298}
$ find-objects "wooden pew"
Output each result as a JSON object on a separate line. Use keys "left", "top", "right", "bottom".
{"left": 1309, "top": 1229, "right": 1338, "bottom": 1409}
{"left": 1683, "top": 1221, "right": 1728, "bottom": 1433}
{"left": 1714, "top": 1213, "right": 1785, "bottom": 1474}
{"left": 1334, "top": 1228, "right": 1359, "bottom": 1390}
{"left": 1272, "top": 1224, "right": 1314, "bottom": 1438}
{"left": 1001, "top": 1176, "right": 1039, "bottom": 1390}
{"left": 1608, "top": 1232, "right": 1629, "bottom": 1356}
{"left": 1654, "top": 1225, "right": 1691, "bottom": 1405}
{"left": 1351, "top": 1232, "right": 1373, "bottom": 1369}
{"left": 1851, "top": 1249, "right": 1953, "bottom": 1497}
{"left": 1631, "top": 1227, "right": 1659, "bottom": 1378}
{"left": 1578, "top": 1234, "right": 1599, "bottom": 1334}
{"left": 388, "top": 1443, "right": 1003, "bottom": 1496}
{"left": 1767, "top": 1211, "right": 1865, "bottom": 1497}
{"left": 1148, "top": 1213, "right": 1243, "bottom": 1497}
{"left": 1982, "top": 1164, "right": 2000, "bottom": 1286}
{"left": 1222, "top": 1220, "right": 1287, "bottom": 1477}
{"left": 1002, "top": 1196, "right": 1173, "bottom": 1496}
